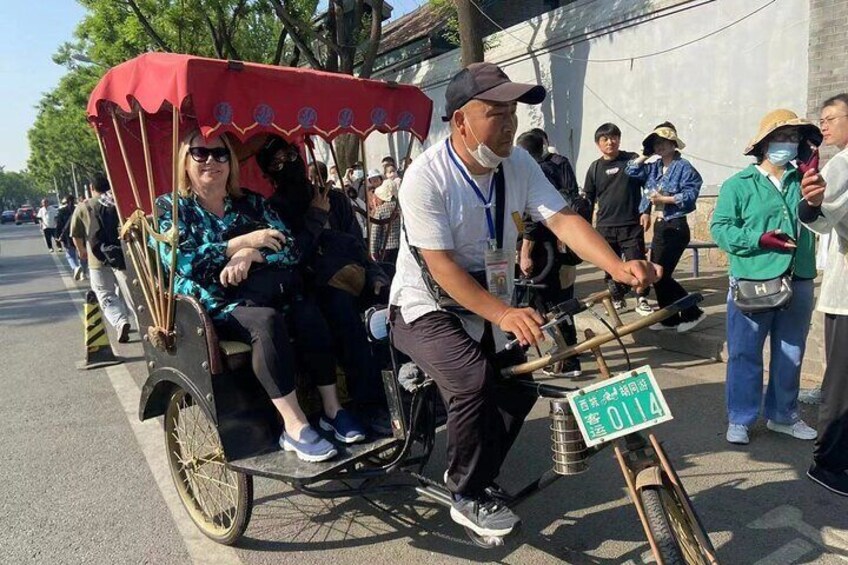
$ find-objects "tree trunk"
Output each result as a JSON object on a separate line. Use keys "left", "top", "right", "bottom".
{"left": 333, "top": 134, "right": 361, "bottom": 174}
{"left": 455, "top": 0, "right": 484, "bottom": 66}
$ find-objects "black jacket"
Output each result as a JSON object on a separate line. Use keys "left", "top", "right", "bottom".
{"left": 88, "top": 199, "right": 126, "bottom": 270}
{"left": 268, "top": 187, "right": 388, "bottom": 291}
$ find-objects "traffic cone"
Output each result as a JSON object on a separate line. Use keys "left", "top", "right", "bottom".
{"left": 77, "top": 290, "right": 123, "bottom": 370}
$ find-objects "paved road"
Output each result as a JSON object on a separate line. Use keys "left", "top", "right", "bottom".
{"left": 1, "top": 223, "right": 846, "bottom": 564}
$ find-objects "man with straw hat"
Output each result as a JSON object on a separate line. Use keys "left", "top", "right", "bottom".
{"left": 711, "top": 108, "right": 822, "bottom": 446}
{"left": 799, "top": 93, "right": 848, "bottom": 496}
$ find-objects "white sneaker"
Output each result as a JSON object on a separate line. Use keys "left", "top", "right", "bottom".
{"left": 73, "top": 266, "right": 84, "bottom": 280}
{"left": 726, "top": 424, "right": 750, "bottom": 445}
{"left": 677, "top": 312, "right": 706, "bottom": 334}
{"left": 613, "top": 299, "right": 627, "bottom": 311}
{"left": 767, "top": 419, "right": 818, "bottom": 440}
{"left": 635, "top": 298, "right": 655, "bottom": 317}
{"left": 798, "top": 388, "right": 822, "bottom": 405}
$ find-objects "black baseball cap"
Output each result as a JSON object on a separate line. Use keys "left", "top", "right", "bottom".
{"left": 442, "top": 62, "right": 546, "bottom": 122}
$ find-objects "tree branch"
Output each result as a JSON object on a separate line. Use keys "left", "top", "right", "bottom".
{"left": 204, "top": 13, "right": 226, "bottom": 59}
{"left": 358, "top": 0, "right": 384, "bottom": 78}
{"left": 124, "top": 0, "right": 172, "bottom": 52}
{"left": 272, "top": 27, "right": 288, "bottom": 65}
{"left": 267, "top": 0, "right": 325, "bottom": 70}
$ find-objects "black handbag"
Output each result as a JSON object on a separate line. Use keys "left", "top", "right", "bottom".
{"left": 732, "top": 274, "right": 793, "bottom": 313}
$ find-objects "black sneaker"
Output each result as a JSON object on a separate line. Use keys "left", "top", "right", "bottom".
{"left": 807, "top": 462, "right": 848, "bottom": 497}
{"left": 118, "top": 322, "right": 131, "bottom": 343}
{"left": 542, "top": 357, "right": 582, "bottom": 379}
{"left": 450, "top": 493, "right": 520, "bottom": 537}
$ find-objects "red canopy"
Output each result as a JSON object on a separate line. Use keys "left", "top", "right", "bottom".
{"left": 87, "top": 53, "right": 433, "bottom": 214}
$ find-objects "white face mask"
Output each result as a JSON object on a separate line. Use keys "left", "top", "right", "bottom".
{"left": 351, "top": 169, "right": 364, "bottom": 182}
{"left": 462, "top": 119, "right": 511, "bottom": 169}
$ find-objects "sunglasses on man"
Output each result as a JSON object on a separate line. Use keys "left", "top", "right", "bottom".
{"left": 189, "top": 146, "right": 231, "bottom": 163}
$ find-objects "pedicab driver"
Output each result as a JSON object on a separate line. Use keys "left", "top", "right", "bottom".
{"left": 389, "top": 62, "right": 661, "bottom": 539}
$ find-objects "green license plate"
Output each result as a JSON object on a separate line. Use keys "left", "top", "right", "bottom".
{"left": 567, "top": 365, "right": 673, "bottom": 447}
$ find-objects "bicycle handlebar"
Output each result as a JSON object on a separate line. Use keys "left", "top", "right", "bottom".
{"left": 501, "top": 293, "right": 703, "bottom": 377}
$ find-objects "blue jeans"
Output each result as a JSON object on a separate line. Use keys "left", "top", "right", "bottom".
{"left": 64, "top": 247, "right": 81, "bottom": 271}
{"left": 725, "top": 278, "right": 814, "bottom": 426}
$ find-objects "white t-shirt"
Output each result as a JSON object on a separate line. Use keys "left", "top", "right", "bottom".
{"left": 389, "top": 138, "right": 566, "bottom": 324}
{"left": 804, "top": 146, "right": 848, "bottom": 315}
{"left": 36, "top": 205, "right": 58, "bottom": 229}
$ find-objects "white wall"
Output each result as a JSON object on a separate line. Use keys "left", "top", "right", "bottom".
{"left": 364, "top": 0, "right": 810, "bottom": 194}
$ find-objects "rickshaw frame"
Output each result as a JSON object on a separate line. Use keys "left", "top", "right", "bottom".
{"left": 88, "top": 53, "right": 718, "bottom": 562}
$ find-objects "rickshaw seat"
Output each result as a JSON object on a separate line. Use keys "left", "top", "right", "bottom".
{"left": 219, "top": 340, "right": 252, "bottom": 371}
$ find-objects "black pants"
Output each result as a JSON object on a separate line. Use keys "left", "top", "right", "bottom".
{"left": 536, "top": 263, "right": 577, "bottom": 346}
{"left": 597, "top": 224, "right": 648, "bottom": 300}
{"left": 42, "top": 228, "right": 56, "bottom": 250}
{"left": 650, "top": 217, "right": 703, "bottom": 325}
{"left": 391, "top": 310, "right": 536, "bottom": 497}
{"left": 814, "top": 314, "right": 848, "bottom": 472}
{"left": 217, "top": 301, "right": 337, "bottom": 399}
{"left": 318, "top": 286, "right": 384, "bottom": 407}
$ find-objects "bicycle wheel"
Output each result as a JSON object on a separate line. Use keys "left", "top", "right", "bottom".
{"left": 164, "top": 387, "right": 253, "bottom": 545}
{"left": 640, "top": 482, "right": 710, "bottom": 565}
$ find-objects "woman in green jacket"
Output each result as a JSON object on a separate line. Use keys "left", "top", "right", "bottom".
{"left": 711, "top": 109, "right": 821, "bottom": 446}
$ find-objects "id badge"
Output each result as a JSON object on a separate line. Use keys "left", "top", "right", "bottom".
{"left": 485, "top": 245, "right": 511, "bottom": 302}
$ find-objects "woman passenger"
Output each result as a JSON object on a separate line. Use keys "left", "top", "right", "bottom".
{"left": 156, "top": 130, "right": 366, "bottom": 463}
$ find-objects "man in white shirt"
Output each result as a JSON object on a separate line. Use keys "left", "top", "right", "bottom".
{"left": 35, "top": 198, "right": 59, "bottom": 252}
{"left": 800, "top": 92, "right": 848, "bottom": 496}
{"left": 389, "top": 62, "right": 660, "bottom": 537}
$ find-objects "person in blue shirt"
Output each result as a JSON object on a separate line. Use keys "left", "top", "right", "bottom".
{"left": 626, "top": 122, "right": 705, "bottom": 332}
{"left": 156, "top": 130, "right": 366, "bottom": 463}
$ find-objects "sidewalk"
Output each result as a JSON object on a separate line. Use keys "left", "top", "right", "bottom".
{"left": 569, "top": 255, "right": 825, "bottom": 383}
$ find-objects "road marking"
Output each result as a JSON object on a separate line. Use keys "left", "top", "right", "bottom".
{"left": 753, "top": 538, "right": 814, "bottom": 565}
{"left": 52, "top": 254, "right": 245, "bottom": 565}
{"left": 748, "top": 505, "right": 848, "bottom": 563}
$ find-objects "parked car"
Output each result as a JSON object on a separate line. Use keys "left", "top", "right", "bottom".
{"left": 1, "top": 210, "right": 15, "bottom": 224}
{"left": 15, "top": 207, "right": 36, "bottom": 225}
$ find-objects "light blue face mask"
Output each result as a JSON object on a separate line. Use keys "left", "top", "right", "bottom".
{"left": 766, "top": 141, "right": 798, "bottom": 167}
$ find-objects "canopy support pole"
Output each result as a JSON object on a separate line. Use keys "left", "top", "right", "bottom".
{"left": 138, "top": 111, "right": 167, "bottom": 328}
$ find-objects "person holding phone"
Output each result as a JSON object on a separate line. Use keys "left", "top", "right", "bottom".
{"left": 711, "top": 109, "right": 822, "bottom": 446}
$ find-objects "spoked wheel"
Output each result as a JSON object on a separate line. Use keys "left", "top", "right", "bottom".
{"left": 164, "top": 388, "right": 253, "bottom": 545}
{"left": 640, "top": 481, "right": 711, "bottom": 565}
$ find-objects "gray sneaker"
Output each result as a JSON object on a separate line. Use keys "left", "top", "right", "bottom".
{"left": 766, "top": 419, "right": 817, "bottom": 440}
{"left": 450, "top": 494, "right": 520, "bottom": 538}
{"left": 726, "top": 424, "right": 749, "bottom": 445}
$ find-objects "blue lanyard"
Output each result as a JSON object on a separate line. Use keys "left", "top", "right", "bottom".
{"left": 445, "top": 139, "right": 497, "bottom": 241}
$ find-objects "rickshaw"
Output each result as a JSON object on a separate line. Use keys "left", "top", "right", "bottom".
{"left": 87, "top": 53, "right": 718, "bottom": 564}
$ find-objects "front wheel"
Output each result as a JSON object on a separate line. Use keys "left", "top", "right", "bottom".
{"left": 640, "top": 483, "right": 711, "bottom": 565}
{"left": 164, "top": 388, "right": 253, "bottom": 545}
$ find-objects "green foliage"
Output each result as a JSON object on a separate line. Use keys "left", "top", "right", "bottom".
{"left": 429, "top": 0, "right": 460, "bottom": 46}
{"left": 0, "top": 170, "right": 45, "bottom": 209}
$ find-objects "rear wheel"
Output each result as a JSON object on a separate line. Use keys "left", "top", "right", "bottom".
{"left": 164, "top": 388, "right": 253, "bottom": 545}
{"left": 640, "top": 482, "right": 710, "bottom": 565}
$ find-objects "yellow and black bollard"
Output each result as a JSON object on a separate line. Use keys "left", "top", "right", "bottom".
{"left": 77, "top": 290, "right": 123, "bottom": 370}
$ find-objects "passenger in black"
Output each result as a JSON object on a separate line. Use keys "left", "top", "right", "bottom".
{"left": 584, "top": 123, "right": 653, "bottom": 315}
{"left": 256, "top": 136, "right": 390, "bottom": 424}
{"left": 516, "top": 130, "right": 585, "bottom": 377}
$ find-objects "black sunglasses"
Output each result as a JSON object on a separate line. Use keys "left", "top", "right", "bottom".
{"left": 189, "top": 146, "right": 230, "bottom": 163}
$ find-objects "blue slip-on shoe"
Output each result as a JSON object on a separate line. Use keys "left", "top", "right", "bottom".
{"left": 279, "top": 425, "right": 337, "bottom": 462}
{"left": 320, "top": 409, "right": 367, "bottom": 444}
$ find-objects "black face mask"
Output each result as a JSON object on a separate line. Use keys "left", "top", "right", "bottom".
{"left": 269, "top": 159, "right": 313, "bottom": 215}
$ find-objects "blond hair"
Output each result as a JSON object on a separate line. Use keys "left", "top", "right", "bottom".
{"left": 176, "top": 129, "right": 242, "bottom": 198}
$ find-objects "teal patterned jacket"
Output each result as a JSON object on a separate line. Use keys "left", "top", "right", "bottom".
{"left": 155, "top": 189, "right": 299, "bottom": 321}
